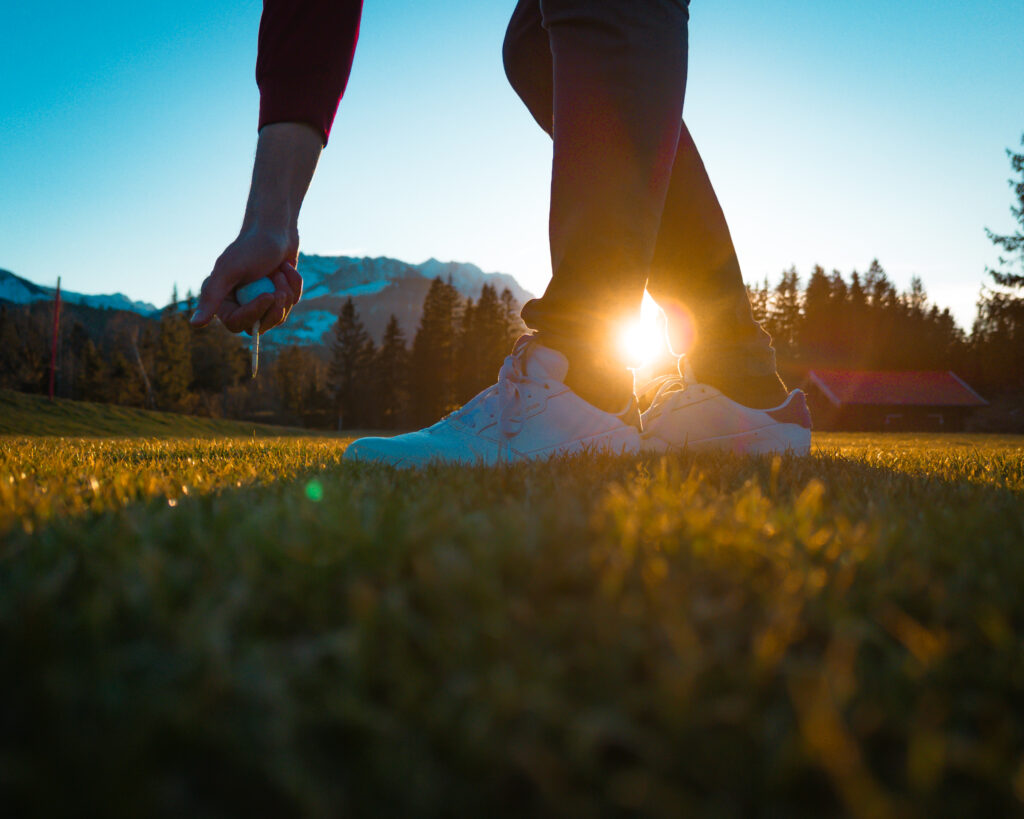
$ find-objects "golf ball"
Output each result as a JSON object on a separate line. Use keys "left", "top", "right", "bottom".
{"left": 235, "top": 277, "right": 276, "bottom": 305}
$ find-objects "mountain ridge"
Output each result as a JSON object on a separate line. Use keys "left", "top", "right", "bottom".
{"left": 0, "top": 255, "right": 536, "bottom": 347}
{"left": 0, "top": 268, "right": 160, "bottom": 315}
{"left": 282, "top": 254, "right": 533, "bottom": 346}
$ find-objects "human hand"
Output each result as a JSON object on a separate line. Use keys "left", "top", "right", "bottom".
{"left": 191, "top": 226, "right": 304, "bottom": 334}
{"left": 191, "top": 122, "right": 322, "bottom": 334}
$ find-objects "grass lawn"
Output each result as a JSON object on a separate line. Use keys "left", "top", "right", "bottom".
{"left": 1, "top": 396, "right": 1023, "bottom": 816}
{"left": 0, "top": 388, "right": 316, "bottom": 438}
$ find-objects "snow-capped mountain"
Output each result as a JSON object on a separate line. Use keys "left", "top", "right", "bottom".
{"left": 296, "top": 255, "right": 532, "bottom": 305}
{"left": 0, "top": 255, "right": 535, "bottom": 347}
{"left": 0, "top": 269, "right": 159, "bottom": 315}
{"left": 265, "top": 254, "right": 534, "bottom": 347}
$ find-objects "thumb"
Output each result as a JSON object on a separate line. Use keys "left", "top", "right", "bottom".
{"left": 191, "top": 272, "right": 231, "bottom": 327}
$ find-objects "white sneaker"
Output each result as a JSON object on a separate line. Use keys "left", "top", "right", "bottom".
{"left": 344, "top": 336, "right": 641, "bottom": 468}
{"left": 640, "top": 363, "right": 812, "bottom": 456}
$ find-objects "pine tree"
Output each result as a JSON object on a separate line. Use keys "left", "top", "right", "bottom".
{"left": 64, "top": 321, "right": 88, "bottom": 397}
{"left": 329, "top": 298, "right": 375, "bottom": 428}
{"left": 919, "top": 305, "right": 964, "bottom": 371}
{"left": 77, "top": 337, "right": 108, "bottom": 402}
{"left": 300, "top": 353, "right": 333, "bottom": 428}
{"left": 275, "top": 345, "right": 320, "bottom": 420}
{"left": 499, "top": 287, "right": 523, "bottom": 348}
{"left": 829, "top": 270, "right": 848, "bottom": 302}
{"left": 864, "top": 259, "right": 897, "bottom": 309}
{"left": 0, "top": 306, "right": 17, "bottom": 389}
{"left": 985, "top": 132, "right": 1024, "bottom": 289}
{"left": 132, "top": 327, "right": 157, "bottom": 408}
{"left": 848, "top": 271, "right": 865, "bottom": 309}
{"left": 746, "top": 278, "right": 770, "bottom": 326}
{"left": 906, "top": 276, "right": 927, "bottom": 317}
{"left": 453, "top": 285, "right": 512, "bottom": 403}
{"left": 472, "top": 284, "right": 510, "bottom": 395}
{"left": 14, "top": 306, "right": 52, "bottom": 394}
{"left": 0, "top": 305, "right": 43, "bottom": 391}
{"left": 190, "top": 321, "right": 247, "bottom": 395}
{"left": 410, "top": 277, "right": 461, "bottom": 425}
{"left": 108, "top": 348, "right": 145, "bottom": 407}
{"left": 846, "top": 270, "right": 867, "bottom": 361}
{"left": 973, "top": 288, "right": 1024, "bottom": 390}
{"left": 153, "top": 307, "right": 193, "bottom": 411}
{"left": 798, "top": 265, "right": 832, "bottom": 363}
{"left": 972, "top": 133, "right": 1024, "bottom": 392}
{"left": 767, "top": 267, "right": 801, "bottom": 359}
{"left": 374, "top": 314, "right": 410, "bottom": 428}
{"left": 455, "top": 296, "right": 477, "bottom": 402}
{"left": 862, "top": 260, "right": 899, "bottom": 367}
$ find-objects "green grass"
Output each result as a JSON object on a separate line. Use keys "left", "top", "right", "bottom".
{"left": 0, "top": 388, "right": 313, "bottom": 437}
{"left": 1, "top": 424, "right": 1023, "bottom": 817}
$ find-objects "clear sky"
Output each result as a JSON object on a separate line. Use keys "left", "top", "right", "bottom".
{"left": 2, "top": 0, "right": 1022, "bottom": 330}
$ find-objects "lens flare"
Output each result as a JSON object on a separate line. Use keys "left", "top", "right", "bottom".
{"left": 620, "top": 292, "right": 668, "bottom": 368}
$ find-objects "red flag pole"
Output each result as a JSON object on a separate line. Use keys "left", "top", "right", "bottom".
{"left": 49, "top": 276, "right": 61, "bottom": 400}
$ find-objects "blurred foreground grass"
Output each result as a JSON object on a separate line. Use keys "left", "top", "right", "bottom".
{"left": 1, "top": 427, "right": 1023, "bottom": 817}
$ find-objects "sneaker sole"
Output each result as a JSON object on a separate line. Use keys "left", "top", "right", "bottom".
{"left": 642, "top": 423, "right": 811, "bottom": 456}
{"left": 347, "top": 425, "right": 641, "bottom": 468}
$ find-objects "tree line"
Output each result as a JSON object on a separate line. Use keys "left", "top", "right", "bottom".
{"left": 326, "top": 278, "right": 522, "bottom": 428}
{"left": 747, "top": 133, "right": 1024, "bottom": 397}
{"left": 0, "top": 287, "right": 250, "bottom": 416}
{"left": 0, "top": 278, "right": 524, "bottom": 430}
{"left": 748, "top": 260, "right": 966, "bottom": 374}
{"left": 4, "top": 260, "right": 1020, "bottom": 428}
{"left": 750, "top": 257, "right": 1023, "bottom": 396}
{"left": 3, "top": 133, "right": 1022, "bottom": 427}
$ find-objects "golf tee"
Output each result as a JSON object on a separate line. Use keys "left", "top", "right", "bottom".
{"left": 233, "top": 277, "right": 276, "bottom": 378}
{"left": 251, "top": 322, "right": 260, "bottom": 377}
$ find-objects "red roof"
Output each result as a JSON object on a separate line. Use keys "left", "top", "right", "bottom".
{"left": 806, "top": 370, "right": 987, "bottom": 407}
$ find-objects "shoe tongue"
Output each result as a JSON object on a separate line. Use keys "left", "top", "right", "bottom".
{"left": 524, "top": 342, "right": 569, "bottom": 382}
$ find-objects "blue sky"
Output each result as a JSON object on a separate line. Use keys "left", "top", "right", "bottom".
{"left": 2, "top": 0, "right": 1022, "bottom": 330}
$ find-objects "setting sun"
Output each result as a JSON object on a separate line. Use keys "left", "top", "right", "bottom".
{"left": 620, "top": 291, "right": 669, "bottom": 368}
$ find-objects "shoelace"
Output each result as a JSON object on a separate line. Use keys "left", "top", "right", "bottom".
{"left": 637, "top": 373, "right": 684, "bottom": 411}
{"left": 453, "top": 338, "right": 548, "bottom": 439}
{"left": 637, "top": 357, "right": 696, "bottom": 414}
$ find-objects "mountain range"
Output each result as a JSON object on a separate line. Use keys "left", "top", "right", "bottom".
{"left": 0, "top": 268, "right": 159, "bottom": 315}
{"left": 280, "top": 255, "right": 533, "bottom": 346}
{"left": 0, "top": 255, "right": 535, "bottom": 347}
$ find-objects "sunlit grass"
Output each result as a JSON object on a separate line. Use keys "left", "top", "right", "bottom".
{"left": 0, "top": 437, "right": 347, "bottom": 535}
{"left": 1, "top": 420, "right": 1023, "bottom": 815}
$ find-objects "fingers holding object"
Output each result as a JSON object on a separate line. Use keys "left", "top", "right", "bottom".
{"left": 217, "top": 292, "right": 275, "bottom": 334}
{"left": 192, "top": 270, "right": 232, "bottom": 327}
{"left": 196, "top": 253, "right": 299, "bottom": 334}
{"left": 258, "top": 289, "right": 289, "bottom": 332}
{"left": 280, "top": 263, "right": 303, "bottom": 303}
{"left": 272, "top": 270, "right": 297, "bottom": 317}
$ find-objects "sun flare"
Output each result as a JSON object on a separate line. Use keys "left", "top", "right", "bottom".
{"left": 620, "top": 291, "right": 668, "bottom": 368}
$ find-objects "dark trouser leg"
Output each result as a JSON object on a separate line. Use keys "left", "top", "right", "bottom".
{"left": 505, "top": 0, "right": 786, "bottom": 410}
{"left": 647, "top": 123, "right": 787, "bottom": 406}
{"left": 504, "top": 0, "right": 689, "bottom": 413}
{"left": 503, "top": 0, "right": 553, "bottom": 133}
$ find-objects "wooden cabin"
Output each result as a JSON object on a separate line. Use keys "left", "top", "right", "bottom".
{"left": 801, "top": 370, "right": 987, "bottom": 431}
